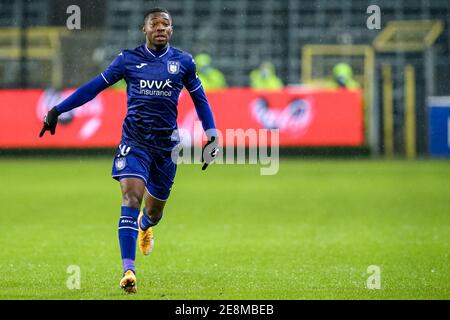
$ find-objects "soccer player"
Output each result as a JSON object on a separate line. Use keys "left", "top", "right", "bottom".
{"left": 39, "top": 8, "right": 219, "bottom": 293}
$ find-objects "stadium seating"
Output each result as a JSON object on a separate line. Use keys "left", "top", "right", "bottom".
{"left": 0, "top": 0, "right": 449, "bottom": 91}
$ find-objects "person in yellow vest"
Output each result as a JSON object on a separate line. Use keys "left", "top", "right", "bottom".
{"left": 194, "top": 53, "right": 227, "bottom": 91}
{"left": 250, "top": 62, "right": 283, "bottom": 90}
{"left": 328, "top": 62, "right": 360, "bottom": 89}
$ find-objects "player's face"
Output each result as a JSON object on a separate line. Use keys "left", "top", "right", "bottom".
{"left": 143, "top": 12, "right": 173, "bottom": 49}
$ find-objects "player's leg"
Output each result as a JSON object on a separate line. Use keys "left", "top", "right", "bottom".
{"left": 111, "top": 144, "right": 152, "bottom": 293}
{"left": 119, "top": 177, "right": 145, "bottom": 271}
{"left": 137, "top": 192, "right": 166, "bottom": 255}
{"left": 118, "top": 177, "right": 145, "bottom": 293}
{"left": 142, "top": 191, "right": 166, "bottom": 229}
{"left": 138, "top": 150, "right": 176, "bottom": 255}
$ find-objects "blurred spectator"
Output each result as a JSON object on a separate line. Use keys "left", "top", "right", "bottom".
{"left": 250, "top": 62, "right": 283, "bottom": 90}
{"left": 329, "top": 62, "right": 360, "bottom": 89}
{"left": 195, "top": 53, "right": 227, "bottom": 91}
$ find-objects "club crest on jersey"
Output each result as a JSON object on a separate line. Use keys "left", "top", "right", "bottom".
{"left": 167, "top": 61, "right": 180, "bottom": 74}
{"left": 115, "top": 157, "right": 126, "bottom": 171}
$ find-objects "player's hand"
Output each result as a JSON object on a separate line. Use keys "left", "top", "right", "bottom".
{"left": 201, "top": 136, "right": 219, "bottom": 170}
{"left": 39, "top": 107, "right": 60, "bottom": 137}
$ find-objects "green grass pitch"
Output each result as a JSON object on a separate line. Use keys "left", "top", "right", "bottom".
{"left": 0, "top": 157, "right": 448, "bottom": 299}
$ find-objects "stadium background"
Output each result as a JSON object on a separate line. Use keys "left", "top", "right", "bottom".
{"left": 0, "top": 0, "right": 449, "bottom": 300}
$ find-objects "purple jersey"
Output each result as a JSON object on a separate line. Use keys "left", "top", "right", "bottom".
{"left": 102, "top": 45, "right": 204, "bottom": 151}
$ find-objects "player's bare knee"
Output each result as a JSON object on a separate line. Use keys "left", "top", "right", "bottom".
{"left": 122, "top": 191, "right": 142, "bottom": 208}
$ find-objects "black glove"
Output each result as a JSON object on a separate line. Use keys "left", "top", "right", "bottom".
{"left": 201, "top": 136, "right": 219, "bottom": 170}
{"left": 39, "top": 107, "right": 60, "bottom": 137}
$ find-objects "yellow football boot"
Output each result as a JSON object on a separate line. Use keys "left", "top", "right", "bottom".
{"left": 120, "top": 270, "right": 137, "bottom": 294}
{"left": 138, "top": 211, "right": 154, "bottom": 256}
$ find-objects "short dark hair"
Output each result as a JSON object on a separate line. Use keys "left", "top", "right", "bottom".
{"left": 143, "top": 8, "right": 171, "bottom": 25}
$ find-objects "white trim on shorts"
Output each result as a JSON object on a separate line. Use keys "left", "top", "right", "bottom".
{"left": 145, "top": 186, "right": 168, "bottom": 202}
{"left": 112, "top": 173, "right": 148, "bottom": 184}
